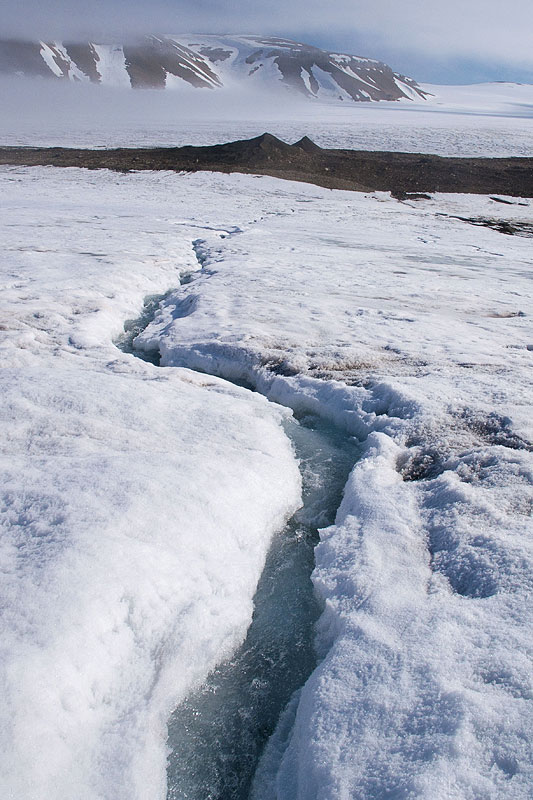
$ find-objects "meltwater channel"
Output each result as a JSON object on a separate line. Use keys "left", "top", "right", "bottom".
{"left": 117, "top": 298, "right": 360, "bottom": 800}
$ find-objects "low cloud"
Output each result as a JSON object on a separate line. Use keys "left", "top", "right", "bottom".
{"left": 350, "top": 1, "right": 533, "bottom": 68}
{"left": 2, "top": 0, "right": 533, "bottom": 72}
{"left": 0, "top": 76, "right": 312, "bottom": 148}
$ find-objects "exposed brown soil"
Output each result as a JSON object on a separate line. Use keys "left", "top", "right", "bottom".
{"left": 1, "top": 133, "right": 533, "bottom": 198}
{"left": 437, "top": 214, "right": 533, "bottom": 236}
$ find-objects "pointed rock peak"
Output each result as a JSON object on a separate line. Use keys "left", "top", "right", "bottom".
{"left": 204, "top": 133, "right": 299, "bottom": 164}
{"left": 252, "top": 132, "right": 294, "bottom": 152}
{"left": 293, "top": 135, "right": 321, "bottom": 153}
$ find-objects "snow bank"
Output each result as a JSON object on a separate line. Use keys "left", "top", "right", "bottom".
{"left": 0, "top": 167, "right": 301, "bottom": 799}
{"left": 253, "top": 434, "right": 533, "bottom": 799}
{"left": 1, "top": 365, "right": 300, "bottom": 800}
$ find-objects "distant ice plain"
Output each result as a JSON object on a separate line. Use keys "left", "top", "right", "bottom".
{"left": 2, "top": 80, "right": 533, "bottom": 156}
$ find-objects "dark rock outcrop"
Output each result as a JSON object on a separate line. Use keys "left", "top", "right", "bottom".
{"left": 1, "top": 135, "right": 532, "bottom": 198}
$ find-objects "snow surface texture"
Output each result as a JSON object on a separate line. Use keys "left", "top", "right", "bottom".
{"left": 2, "top": 81, "right": 533, "bottom": 157}
{"left": 137, "top": 178, "right": 533, "bottom": 799}
{"left": 0, "top": 167, "right": 302, "bottom": 800}
{"left": 1, "top": 166, "right": 532, "bottom": 799}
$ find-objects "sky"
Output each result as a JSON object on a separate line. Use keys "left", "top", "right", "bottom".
{"left": 2, "top": 0, "right": 533, "bottom": 84}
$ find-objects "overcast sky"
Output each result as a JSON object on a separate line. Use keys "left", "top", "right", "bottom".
{"left": 3, "top": 0, "right": 533, "bottom": 83}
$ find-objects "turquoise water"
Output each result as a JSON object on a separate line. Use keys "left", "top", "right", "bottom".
{"left": 166, "top": 412, "right": 359, "bottom": 800}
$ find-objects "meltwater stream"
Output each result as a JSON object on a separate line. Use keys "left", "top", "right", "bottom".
{"left": 117, "top": 291, "right": 170, "bottom": 365}
{"left": 166, "top": 414, "right": 359, "bottom": 800}
{"left": 116, "top": 296, "right": 359, "bottom": 800}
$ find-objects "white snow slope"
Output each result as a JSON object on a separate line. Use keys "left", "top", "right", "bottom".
{"left": 1, "top": 165, "right": 532, "bottom": 799}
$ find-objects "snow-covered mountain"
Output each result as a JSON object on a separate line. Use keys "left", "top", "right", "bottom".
{"left": 0, "top": 35, "right": 427, "bottom": 102}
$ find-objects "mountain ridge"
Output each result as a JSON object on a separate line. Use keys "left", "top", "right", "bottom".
{"left": 0, "top": 34, "right": 428, "bottom": 103}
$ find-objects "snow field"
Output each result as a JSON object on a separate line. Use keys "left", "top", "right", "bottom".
{"left": 92, "top": 45, "right": 131, "bottom": 89}
{"left": 1, "top": 165, "right": 532, "bottom": 799}
{"left": 135, "top": 176, "right": 533, "bottom": 797}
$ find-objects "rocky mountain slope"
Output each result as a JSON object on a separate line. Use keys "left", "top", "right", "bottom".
{"left": 0, "top": 34, "right": 427, "bottom": 102}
